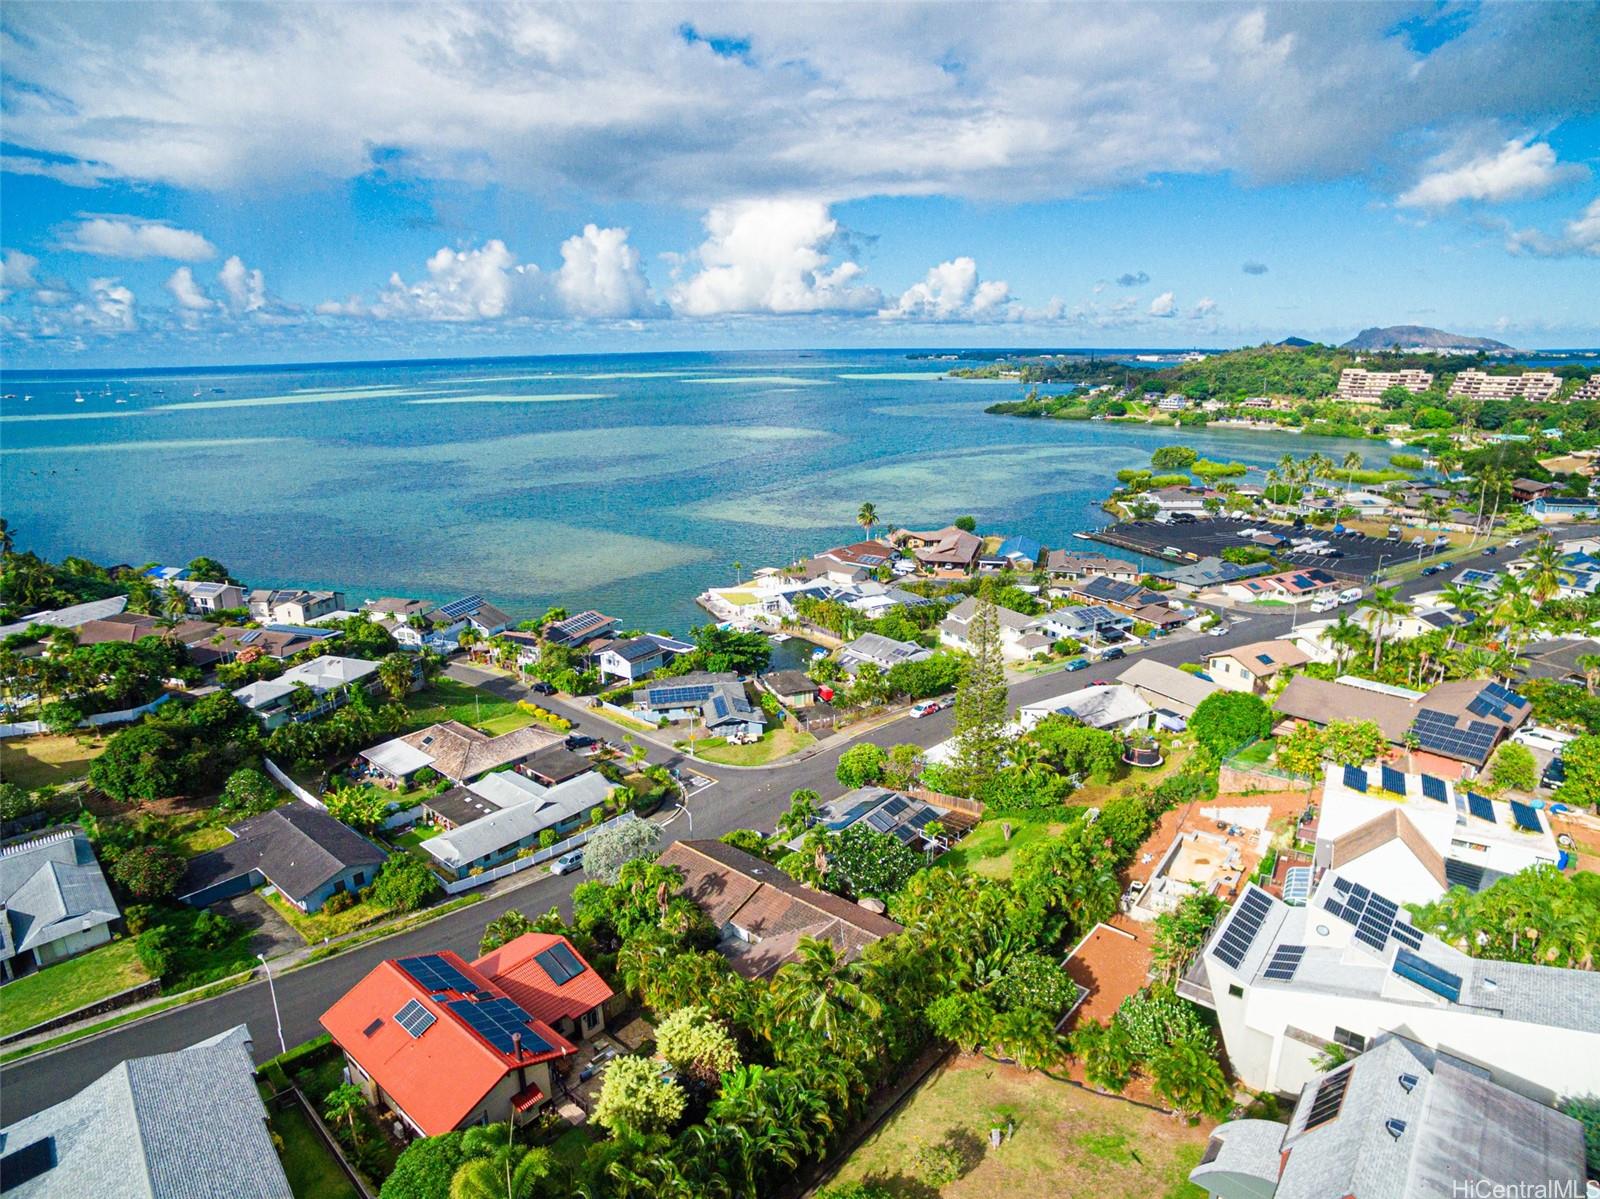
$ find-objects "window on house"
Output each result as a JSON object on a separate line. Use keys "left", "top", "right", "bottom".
{"left": 333, "top": 879, "right": 346, "bottom": 894}
{"left": 583, "top": 1008, "right": 599, "bottom": 1030}
{"left": 1227, "top": 984, "right": 1243, "bottom": 998}
{"left": 1332, "top": 1027, "right": 1366, "bottom": 1053}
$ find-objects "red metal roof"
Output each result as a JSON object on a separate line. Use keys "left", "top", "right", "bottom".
{"left": 473, "top": 933, "right": 614, "bottom": 1027}
{"left": 319, "top": 951, "right": 574, "bottom": 1137}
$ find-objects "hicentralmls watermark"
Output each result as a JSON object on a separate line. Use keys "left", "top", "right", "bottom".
{"left": 1450, "top": 1180, "right": 1595, "bottom": 1199}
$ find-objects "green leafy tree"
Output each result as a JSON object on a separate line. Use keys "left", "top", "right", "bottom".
{"left": 777, "top": 788, "right": 820, "bottom": 839}
{"left": 1150, "top": 445, "right": 1198, "bottom": 471}
{"left": 218, "top": 766, "right": 278, "bottom": 815}
{"left": 655, "top": 1005, "right": 742, "bottom": 1085}
{"left": 949, "top": 599, "right": 1010, "bottom": 795}
{"left": 925, "top": 989, "right": 997, "bottom": 1054}
{"left": 582, "top": 817, "right": 662, "bottom": 884}
{"left": 593, "top": 1054, "right": 688, "bottom": 1134}
{"left": 953, "top": 515, "right": 977, "bottom": 532}
{"left": 380, "top": 1132, "right": 468, "bottom": 1199}
{"left": 322, "top": 1082, "right": 367, "bottom": 1142}
{"left": 1557, "top": 734, "right": 1600, "bottom": 811}
{"left": 325, "top": 784, "right": 393, "bottom": 832}
{"left": 1188, "top": 691, "right": 1272, "bottom": 757}
{"left": 1150, "top": 893, "right": 1225, "bottom": 984}
{"left": 370, "top": 853, "right": 441, "bottom": 913}
{"left": 835, "top": 742, "right": 888, "bottom": 788}
{"left": 1150, "top": 1036, "right": 1233, "bottom": 1119}
{"left": 825, "top": 824, "right": 923, "bottom": 898}
{"left": 881, "top": 743, "right": 924, "bottom": 790}
{"left": 479, "top": 909, "right": 537, "bottom": 956}
{"left": 1319, "top": 720, "right": 1388, "bottom": 767}
{"left": 1488, "top": 741, "right": 1538, "bottom": 794}
{"left": 184, "top": 556, "right": 234, "bottom": 583}
{"left": 109, "top": 844, "right": 184, "bottom": 900}
{"left": 1275, "top": 723, "right": 1326, "bottom": 779}
{"left": 378, "top": 652, "right": 416, "bottom": 702}
{"left": 1561, "top": 1095, "right": 1600, "bottom": 1177}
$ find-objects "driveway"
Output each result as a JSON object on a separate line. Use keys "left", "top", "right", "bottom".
{"left": 212, "top": 892, "right": 301, "bottom": 961}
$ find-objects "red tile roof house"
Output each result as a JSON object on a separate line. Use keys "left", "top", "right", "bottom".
{"left": 320, "top": 937, "right": 612, "bottom": 1137}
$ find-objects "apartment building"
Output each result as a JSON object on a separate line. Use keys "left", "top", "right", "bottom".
{"left": 1569, "top": 375, "right": 1600, "bottom": 402}
{"left": 1335, "top": 368, "right": 1434, "bottom": 404}
{"left": 1182, "top": 874, "right": 1600, "bottom": 1104}
{"left": 1448, "top": 369, "right": 1562, "bottom": 402}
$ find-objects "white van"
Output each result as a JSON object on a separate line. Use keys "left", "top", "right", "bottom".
{"left": 1339, "top": 587, "right": 1363, "bottom": 605}
{"left": 1310, "top": 595, "right": 1338, "bottom": 613}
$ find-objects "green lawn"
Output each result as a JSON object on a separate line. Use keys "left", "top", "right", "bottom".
{"left": 402, "top": 679, "right": 532, "bottom": 736}
{"left": 0, "top": 732, "right": 108, "bottom": 790}
{"left": 390, "top": 824, "right": 443, "bottom": 851}
{"left": 174, "top": 823, "right": 236, "bottom": 856}
{"left": 937, "top": 814, "right": 1073, "bottom": 880}
{"left": 694, "top": 726, "right": 816, "bottom": 766}
{"left": 827, "top": 1056, "right": 1209, "bottom": 1199}
{"left": 262, "top": 888, "right": 397, "bottom": 944}
{"left": 1231, "top": 738, "right": 1278, "bottom": 769}
{"left": 269, "top": 1101, "right": 360, "bottom": 1199}
{"left": 0, "top": 937, "right": 151, "bottom": 1037}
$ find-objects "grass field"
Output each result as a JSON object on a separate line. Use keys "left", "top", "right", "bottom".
{"left": 828, "top": 1057, "right": 1209, "bottom": 1199}
{"left": 1230, "top": 738, "right": 1278, "bottom": 769}
{"left": 269, "top": 1101, "right": 360, "bottom": 1199}
{"left": 262, "top": 888, "right": 396, "bottom": 944}
{"left": 938, "top": 814, "right": 1071, "bottom": 880}
{"left": 390, "top": 824, "right": 442, "bottom": 851}
{"left": 0, "top": 937, "right": 151, "bottom": 1037}
{"left": 403, "top": 678, "right": 532, "bottom": 736}
{"left": 694, "top": 725, "right": 816, "bottom": 766}
{"left": 174, "top": 822, "right": 236, "bottom": 856}
{"left": 0, "top": 732, "right": 108, "bottom": 790}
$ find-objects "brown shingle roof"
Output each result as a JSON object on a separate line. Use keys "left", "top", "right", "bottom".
{"left": 1211, "top": 639, "right": 1309, "bottom": 678}
{"left": 1274, "top": 676, "right": 1417, "bottom": 742}
{"left": 1328, "top": 809, "right": 1448, "bottom": 889}
{"left": 400, "top": 721, "right": 562, "bottom": 783}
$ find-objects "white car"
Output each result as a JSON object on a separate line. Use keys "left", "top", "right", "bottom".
{"left": 551, "top": 850, "right": 584, "bottom": 876}
{"left": 1505, "top": 537, "right": 1523, "bottom": 549}
{"left": 910, "top": 699, "right": 946, "bottom": 719}
{"left": 1206, "top": 623, "right": 1229, "bottom": 637}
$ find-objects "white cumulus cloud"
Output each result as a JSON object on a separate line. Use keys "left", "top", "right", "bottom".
{"left": 669, "top": 200, "right": 882, "bottom": 317}
{"left": 1398, "top": 139, "right": 1585, "bottom": 209}
{"left": 1148, "top": 291, "right": 1176, "bottom": 317}
{"left": 880, "top": 257, "right": 1012, "bottom": 321}
{"left": 1189, "top": 297, "right": 1218, "bottom": 319}
{"left": 1506, "top": 195, "right": 1600, "bottom": 258}
{"left": 218, "top": 255, "right": 269, "bottom": 313}
{"left": 375, "top": 240, "right": 546, "bottom": 321}
{"left": 555, "top": 224, "right": 657, "bottom": 318}
{"left": 0, "top": 249, "right": 40, "bottom": 300}
{"left": 72, "top": 277, "right": 137, "bottom": 331}
{"left": 164, "top": 266, "right": 215, "bottom": 312}
{"left": 59, "top": 216, "right": 216, "bottom": 261}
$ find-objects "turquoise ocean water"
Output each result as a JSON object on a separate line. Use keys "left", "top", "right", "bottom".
{"left": 0, "top": 350, "right": 1385, "bottom": 632}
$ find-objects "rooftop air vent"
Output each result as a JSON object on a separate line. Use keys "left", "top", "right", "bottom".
{"left": 1398, "top": 1074, "right": 1418, "bottom": 1093}
{"left": 1385, "top": 1119, "right": 1407, "bottom": 1140}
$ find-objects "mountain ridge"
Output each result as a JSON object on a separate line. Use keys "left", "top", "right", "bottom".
{"left": 1341, "top": 325, "right": 1512, "bottom": 352}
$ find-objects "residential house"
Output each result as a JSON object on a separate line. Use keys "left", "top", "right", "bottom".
{"left": 0, "top": 1025, "right": 292, "bottom": 1199}
{"left": 361, "top": 721, "right": 564, "bottom": 786}
{"left": 71, "top": 613, "right": 219, "bottom": 654}
{"left": 836, "top": 631, "right": 933, "bottom": 674}
{"left": 1181, "top": 873, "right": 1600, "bottom": 1102}
{"left": 1220, "top": 567, "right": 1341, "bottom": 604}
{"left": 760, "top": 670, "right": 820, "bottom": 709}
{"left": 985, "top": 535, "right": 1043, "bottom": 570}
{"left": 421, "top": 773, "right": 613, "bottom": 879}
{"left": 1273, "top": 675, "right": 1531, "bottom": 774}
{"left": 1129, "top": 602, "right": 1191, "bottom": 631}
{"left": 790, "top": 787, "right": 961, "bottom": 850}
{"left": 1064, "top": 575, "right": 1172, "bottom": 613}
{"left": 656, "top": 840, "right": 902, "bottom": 979}
{"left": 1156, "top": 394, "right": 1190, "bottom": 412}
{"left": 814, "top": 539, "right": 896, "bottom": 571}
{"left": 591, "top": 633, "right": 693, "bottom": 682}
{"left": 1314, "top": 763, "right": 1559, "bottom": 904}
{"left": 231, "top": 654, "right": 381, "bottom": 728}
{"left": 1118, "top": 658, "right": 1220, "bottom": 717}
{"left": 171, "top": 579, "right": 247, "bottom": 614}
{"left": 633, "top": 672, "right": 741, "bottom": 722}
{"left": 1510, "top": 478, "right": 1556, "bottom": 505}
{"left": 1190, "top": 1035, "right": 1587, "bottom": 1199}
{"left": 518, "top": 745, "right": 593, "bottom": 789}
{"left": 1155, "top": 556, "right": 1274, "bottom": 592}
{"left": 200, "top": 624, "right": 336, "bottom": 667}
{"left": 0, "top": 595, "right": 129, "bottom": 640}
{"left": 1031, "top": 603, "right": 1133, "bottom": 645}
{"left": 1018, "top": 684, "right": 1156, "bottom": 734}
{"left": 792, "top": 557, "right": 870, "bottom": 587}
{"left": 365, "top": 597, "right": 468, "bottom": 652}
{"left": 832, "top": 580, "right": 937, "bottom": 620}
{"left": 1043, "top": 551, "right": 1141, "bottom": 582}
{"left": 1145, "top": 485, "right": 1208, "bottom": 514}
{"left": 320, "top": 950, "right": 591, "bottom": 1135}
{"left": 1205, "top": 640, "right": 1309, "bottom": 694}
{"left": 473, "top": 932, "right": 615, "bottom": 1043}
{"left": 0, "top": 827, "right": 120, "bottom": 981}
{"left": 699, "top": 682, "right": 765, "bottom": 741}
{"left": 1516, "top": 636, "right": 1600, "bottom": 686}
{"left": 246, "top": 588, "right": 347, "bottom": 625}
{"left": 542, "top": 609, "right": 618, "bottom": 648}
{"left": 177, "top": 804, "right": 387, "bottom": 913}
{"left": 938, "top": 596, "right": 1053, "bottom": 661}
{"left": 894, "top": 526, "right": 982, "bottom": 572}
{"left": 1524, "top": 495, "right": 1600, "bottom": 522}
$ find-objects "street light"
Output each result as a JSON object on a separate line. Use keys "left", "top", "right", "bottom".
{"left": 259, "top": 953, "right": 286, "bottom": 1057}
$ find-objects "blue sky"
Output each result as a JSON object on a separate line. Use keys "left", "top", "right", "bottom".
{"left": 1, "top": 2, "right": 1597, "bottom": 367}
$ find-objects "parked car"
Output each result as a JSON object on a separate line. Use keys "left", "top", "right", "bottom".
{"left": 1310, "top": 596, "right": 1338, "bottom": 614}
{"left": 910, "top": 700, "right": 945, "bottom": 719}
{"left": 1481, "top": 546, "right": 1498, "bottom": 556}
{"left": 1505, "top": 537, "right": 1524, "bottom": 548}
{"left": 1422, "top": 565, "right": 1442, "bottom": 576}
{"left": 1090, "top": 679, "right": 1114, "bottom": 686}
{"left": 1101, "top": 646, "right": 1126, "bottom": 661}
{"left": 1206, "top": 623, "right": 1229, "bottom": 636}
{"left": 1436, "top": 560, "right": 1453, "bottom": 571}
{"left": 565, "top": 734, "right": 597, "bottom": 751}
{"left": 529, "top": 681, "right": 556, "bottom": 695}
{"left": 551, "top": 850, "right": 584, "bottom": 876}
{"left": 1064, "top": 657, "right": 1091, "bottom": 672}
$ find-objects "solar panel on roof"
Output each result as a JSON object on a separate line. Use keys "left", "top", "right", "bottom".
{"left": 1467, "top": 793, "right": 1496, "bottom": 823}
{"left": 825, "top": 798, "right": 880, "bottom": 830}
{"left": 906, "top": 806, "right": 939, "bottom": 830}
{"left": 1421, "top": 774, "right": 1448, "bottom": 803}
{"left": 395, "top": 998, "right": 436, "bottom": 1038}
{"left": 436, "top": 595, "right": 484, "bottom": 621}
{"left": 1355, "top": 893, "right": 1399, "bottom": 951}
{"left": 1332, "top": 877, "right": 1353, "bottom": 895}
{"left": 1444, "top": 859, "right": 1485, "bottom": 891}
{"left": 1484, "top": 682, "right": 1527, "bottom": 709}
{"left": 535, "top": 943, "right": 586, "bottom": 985}
{"left": 1509, "top": 801, "right": 1543, "bottom": 833}
{"left": 881, "top": 796, "right": 910, "bottom": 818}
{"left": 1213, "top": 889, "right": 1273, "bottom": 969}
{"left": 398, "top": 954, "right": 477, "bottom": 995}
{"left": 1392, "top": 949, "right": 1462, "bottom": 1002}
{"left": 448, "top": 996, "right": 553, "bottom": 1057}
{"left": 865, "top": 809, "right": 895, "bottom": 833}
{"left": 1380, "top": 765, "right": 1407, "bottom": 795}
{"left": 1305, "top": 1067, "right": 1352, "bottom": 1130}
{"left": 1263, "top": 944, "right": 1305, "bottom": 981}
{"left": 1343, "top": 765, "right": 1367, "bottom": 792}
{"left": 890, "top": 825, "right": 919, "bottom": 844}
{"left": 1392, "top": 922, "right": 1424, "bottom": 950}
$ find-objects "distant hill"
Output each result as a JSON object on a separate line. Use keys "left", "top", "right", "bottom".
{"left": 1277, "top": 336, "right": 1315, "bottom": 347}
{"left": 1341, "top": 325, "right": 1512, "bottom": 353}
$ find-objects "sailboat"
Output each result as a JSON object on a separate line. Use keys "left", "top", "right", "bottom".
{"left": 73, "top": 390, "right": 85, "bottom": 404}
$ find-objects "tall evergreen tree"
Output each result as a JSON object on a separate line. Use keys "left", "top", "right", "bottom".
{"left": 949, "top": 598, "right": 1009, "bottom": 795}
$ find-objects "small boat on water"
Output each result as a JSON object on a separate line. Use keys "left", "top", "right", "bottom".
{"left": 769, "top": 633, "right": 791, "bottom": 643}
{"left": 811, "top": 648, "right": 827, "bottom": 660}
{"left": 73, "top": 391, "right": 85, "bottom": 404}
{"left": 115, "top": 398, "right": 127, "bottom": 405}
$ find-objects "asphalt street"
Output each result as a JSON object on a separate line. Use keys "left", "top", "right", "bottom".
{"left": 3, "top": 529, "right": 1583, "bottom": 1122}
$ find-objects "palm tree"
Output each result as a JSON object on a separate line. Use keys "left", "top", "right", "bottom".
{"left": 1150, "top": 1037, "right": 1232, "bottom": 1120}
{"left": 1325, "top": 612, "right": 1365, "bottom": 674}
{"left": 0, "top": 518, "right": 12, "bottom": 558}
{"left": 1359, "top": 586, "right": 1407, "bottom": 672}
{"left": 731, "top": 560, "right": 743, "bottom": 584}
{"left": 321, "top": 1083, "right": 366, "bottom": 1143}
{"left": 450, "top": 1124, "right": 551, "bottom": 1199}
{"left": 1342, "top": 450, "right": 1363, "bottom": 493}
{"left": 378, "top": 652, "right": 414, "bottom": 702}
{"left": 988, "top": 1007, "right": 1062, "bottom": 1073}
{"left": 1523, "top": 536, "right": 1566, "bottom": 603}
{"left": 1576, "top": 653, "right": 1600, "bottom": 697}
{"left": 766, "top": 938, "right": 881, "bottom": 1045}
{"left": 857, "top": 502, "right": 879, "bottom": 539}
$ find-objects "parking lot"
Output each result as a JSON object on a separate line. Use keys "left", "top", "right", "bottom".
{"left": 1089, "top": 516, "right": 1453, "bottom": 580}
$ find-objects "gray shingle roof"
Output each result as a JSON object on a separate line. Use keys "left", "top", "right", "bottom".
{"left": 179, "top": 804, "right": 385, "bottom": 903}
{"left": 0, "top": 1025, "right": 292, "bottom": 1199}
{"left": 423, "top": 773, "right": 612, "bottom": 868}
{"left": 1, "top": 828, "right": 119, "bottom": 962}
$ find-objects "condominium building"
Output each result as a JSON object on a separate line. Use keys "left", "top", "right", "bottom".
{"left": 1447, "top": 369, "right": 1562, "bottom": 402}
{"left": 1335, "top": 369, "right": 1433, "bottom": 404}
{"left": 1568, "top": 374, "right": 1600, "bottom": 402}
{"left": 1181, "top": 873, "right": 1600, "bottom": 1104}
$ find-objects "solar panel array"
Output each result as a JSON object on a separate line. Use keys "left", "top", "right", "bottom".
{"left": 1420, "top": 774, "right": 1449, "bottom": 803}
{"left": 1392, "top": 921, "right": 1424, "bottom": 951}
{"left": 1343, "top": 765, "right": 1367, "bottom": 793}
{"left": 826, "top": 797, "right": 880, "bottom": 830}
{"left": 1509, "top": 801, "right": 1543, "bottom": 833}
{"left": 1444, "top": 859, "right": 1486, "bottom": 891}
{"left": 535, "top": 943, "right": 587, "bottom": 985}
{"left": 551, "top": 610, "right": 610, "bottom": 638}
{"left": 1213, "top": 889, "right": 1273, "bottom": 969}
{"left": 395, "top": 998, "right": 436, "bottom": 1038}
{"left": 647, "top": 683, "right": 717, "bottom": 707}
{"left": 1304, "top": 1067, "right": 1352, "bottom": 1130}
{"left": 398, "top": 954, "right": 477, "bottom": 995}
{"left": 1466, "top": 792, "right": 1496, "bottom": 824}
{"left": 436, "top": 595, "right": 485, "bottom": 621}
{"left": 1410, "top": 709, "right": 1500, "bottom": 763}
{"left": 1483, "top": 681, "right": 1527, "bottom": 710}
{"left": 1380, "top": 765, "right": 1407, "bottom": 796}
{"left": 1392, "top": 949, "right": 1462, "bottom": 1002}
{"left": 1263, "top": 944, "right": 1306, "bottom": 982}
{"left": 447, "top": 996, "right": 553, "bottom": 1057}
{"left": 1282, "top": 866, "right": 1312, "bottom": 906}
{"left": 1325, "top": 879, "right": 1413, "bottom": 953}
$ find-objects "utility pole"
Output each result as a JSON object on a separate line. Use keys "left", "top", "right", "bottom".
{"left": 258, "top": 953, "right": 286, "bottom": 1056}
